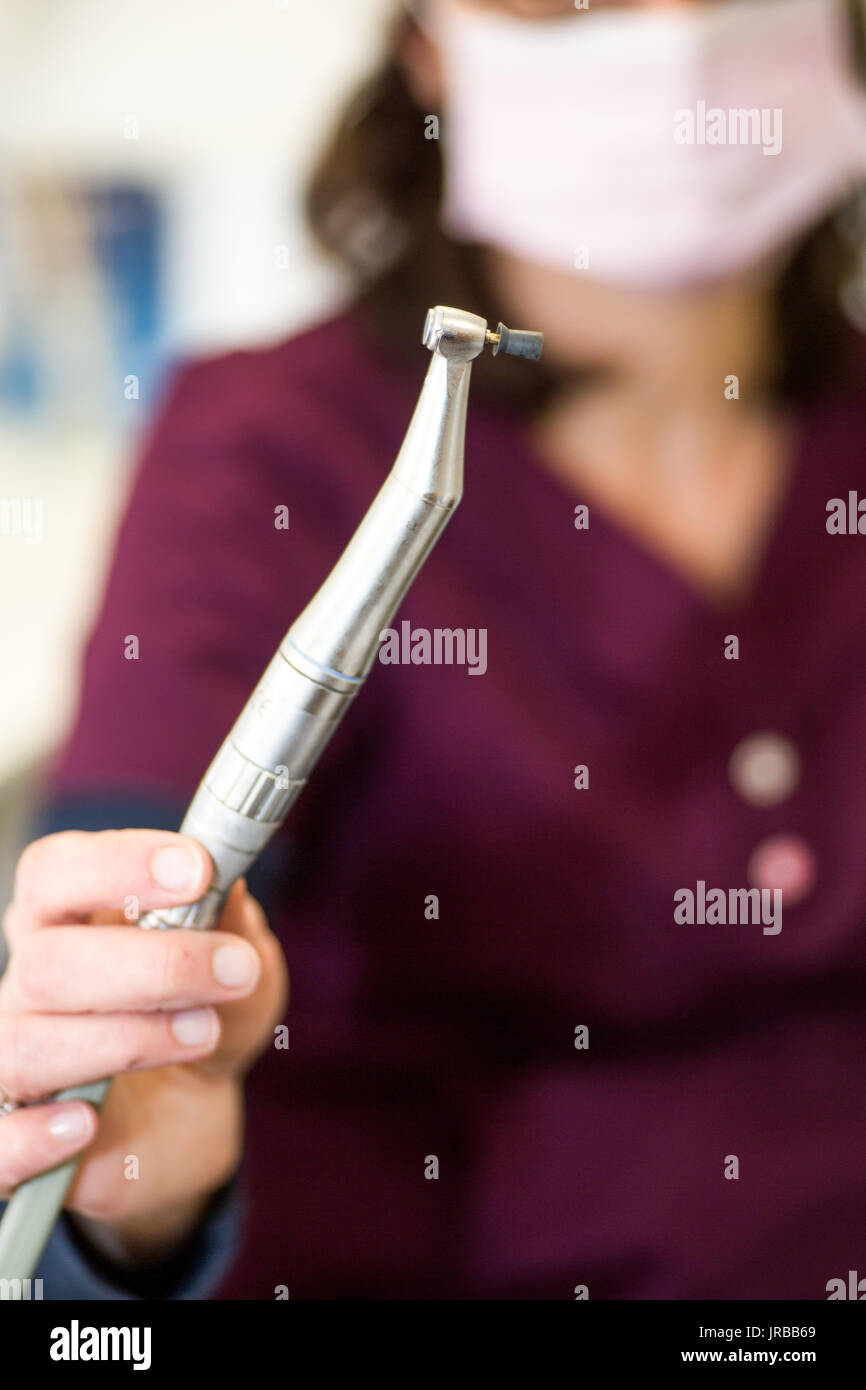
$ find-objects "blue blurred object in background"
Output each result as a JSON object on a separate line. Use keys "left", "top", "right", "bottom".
{"left": 0, "top": 181, "right": 164, "bottom": 433}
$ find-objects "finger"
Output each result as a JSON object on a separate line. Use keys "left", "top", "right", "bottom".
{"left": 9, "top": 829, "right": 213, "bottom": 932}
{"left": 201, "top": 884, "right": 289, "bottom": 1074}
{"left": 0, "top": 1007, "right": 221, "bottom": 1103}
{"left": 5, "top": 924, "right": 261, "bottom": 1014}
{"left": 0, "top": 1101, "right": 97, "bottom": 1198}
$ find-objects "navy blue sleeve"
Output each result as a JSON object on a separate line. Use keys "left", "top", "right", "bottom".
{"left": 1, "top": 1177, "right": 245, "bottom": 1301}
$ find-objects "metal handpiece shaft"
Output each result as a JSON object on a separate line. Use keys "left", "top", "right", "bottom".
{"left": 0, "top": 305, "right": 539, "bottom": 1289}
{"left": 137, "top": 307, "right": 482, "bottom": 933}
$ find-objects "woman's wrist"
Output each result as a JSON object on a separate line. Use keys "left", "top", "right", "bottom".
{"left": 67, "top": 1191, "right": 217, "bottom": 1271}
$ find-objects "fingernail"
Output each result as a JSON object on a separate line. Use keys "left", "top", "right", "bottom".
{"left": 150, "top": 845, "right": 202, "bottom": 894}
{"left": 171, "top": 1007, "right": 218, "bottom": 1047}
{"left": 212, "top": 943, "right": 259, "bottom": 989}
{"left": 47, "top": 1105, "right": 91, "bottom": 1142}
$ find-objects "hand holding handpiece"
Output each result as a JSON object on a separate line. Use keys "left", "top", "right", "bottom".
{"left": 0, "top": 308, "right": 542, "bottom": 1293}
{"left": 0, "top": 835, "right": 287, "bottom": 1273}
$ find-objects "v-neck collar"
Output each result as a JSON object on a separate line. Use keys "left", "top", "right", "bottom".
{"left": 462, "top": 380, "right": 860, "bottom": 705}
{"left": 518, "top": 404, "right": 811, "bottom": 623}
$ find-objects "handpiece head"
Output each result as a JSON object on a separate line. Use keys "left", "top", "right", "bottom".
{"left": 423, "top": 305, "right": 544, "bottom": 364}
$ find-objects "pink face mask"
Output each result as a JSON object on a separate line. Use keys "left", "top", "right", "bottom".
{"left": 429, "top": 0, "right": 866, "bottom": 289}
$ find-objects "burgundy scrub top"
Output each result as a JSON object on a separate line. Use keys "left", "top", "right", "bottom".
{"left": 47, "top": 310, "right": 866, "bottom": 1299}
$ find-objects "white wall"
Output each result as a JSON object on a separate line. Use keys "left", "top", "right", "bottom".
{"left": 0, "top": 0, "right": 397, "bottom": 349}
{"left": 0, "top": 0, "right": 400, "bottom": 916}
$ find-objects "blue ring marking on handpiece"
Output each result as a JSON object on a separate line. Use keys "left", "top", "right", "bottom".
{"left": 284, "top": 636, "right": 365, "bottom": 686}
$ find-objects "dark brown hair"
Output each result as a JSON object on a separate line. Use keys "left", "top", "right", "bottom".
{"left": 307, "top": 11, "right": 865, "bottom": 412}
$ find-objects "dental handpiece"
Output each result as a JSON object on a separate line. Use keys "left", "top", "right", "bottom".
{"left": 0, "top": 306, "right": 542, "bottom": 1291}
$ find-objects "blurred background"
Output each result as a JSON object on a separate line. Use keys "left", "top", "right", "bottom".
{"left": 0, "top": 0, "right": 394, "bottom": 927}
